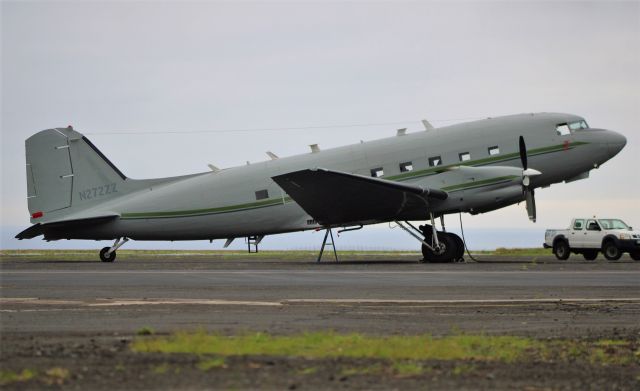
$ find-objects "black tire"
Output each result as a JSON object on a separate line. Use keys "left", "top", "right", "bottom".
{"left": 447, "top": 233, "right": 466, "bottom": 262}
{"left": 99, "top": 247, "right": 116, "bottom": 262}
{"left": 602, "top": 241, "right": 622, "bottom": 261}
{"left": 631, "top": 252, "right": 640, "bottom": 261}
{"left": 553, "top": 240, "right": 570, "bottom": 260}
{"left": 421, "top": 233, "right": 456, "bottom": 263}
{"left": 582, "top": 250, "right": 598, "bottom": 261}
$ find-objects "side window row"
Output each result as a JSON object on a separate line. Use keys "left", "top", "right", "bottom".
{"left": 369, "top": 145, "right": 500, "bottom": 178}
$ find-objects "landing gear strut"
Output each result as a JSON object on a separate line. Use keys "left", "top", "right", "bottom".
{"left": 99, "top": 237, "right": 129, "bottom": 262}
{"left": 394, "top": 214, "right": 465, "bottom": 263}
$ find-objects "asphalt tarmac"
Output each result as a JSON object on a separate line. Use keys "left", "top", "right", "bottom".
{"left": 2, "top": 255, "right": 639, "bottom": 336}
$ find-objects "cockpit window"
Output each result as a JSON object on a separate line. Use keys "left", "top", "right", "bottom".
{"left": 556, "top": 124, "right": 571, "bottom": 136}
{"left": 556, "top": 120, "right": 589, "bottom": 136}
{"left": 569, "top": 120, "right": 589, "bottom": 131}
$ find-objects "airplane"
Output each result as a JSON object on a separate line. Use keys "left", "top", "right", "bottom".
{"left": 16, "top": 113, "right": 627, "bottom": 263}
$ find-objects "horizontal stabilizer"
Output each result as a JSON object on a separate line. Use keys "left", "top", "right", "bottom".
{"left": 15, "top": 214, "right": 119, "bottom": 240}
{"left": 272, "top": 168, "right": 447, "bottom": 226}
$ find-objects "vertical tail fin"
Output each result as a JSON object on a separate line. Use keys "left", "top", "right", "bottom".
{"left": 25, "top": 126, "right": 128, "bottom": 223}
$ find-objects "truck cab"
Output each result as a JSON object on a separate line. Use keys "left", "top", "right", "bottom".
{"left": 544, "top": 218, "right": 640, "bottom": 261}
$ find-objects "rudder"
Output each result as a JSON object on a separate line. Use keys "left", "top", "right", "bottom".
{"left": 25, "top": 126, "right": 127, "bottom": 223}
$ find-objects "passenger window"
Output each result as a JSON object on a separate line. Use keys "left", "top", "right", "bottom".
{"left": 586, "top": 220, "right": 600, "bottom": 231}
{"left": 573, "top": 219, "right": 584, "bottom": 230}
{"left": 459, "top": 152, "right": 471, "bottom": 162}
{"left": 399, "top": 162, "right": 413, "bottom": 173}
{"left": 488, "top": 146, "right": 500, "bottom": 156}
{"left": 428, "top": 156, "right": 442, "bottom": 167}
{"left": 556, "top": 124, "right": 571, "bottom": 136}
{"left": 255, "top": 189, "right": 269, "bottom": 200}
{"left": 370, "top": 167, "right": 384, "bottom": 178}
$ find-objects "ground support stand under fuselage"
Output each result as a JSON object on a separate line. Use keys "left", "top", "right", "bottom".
{"left": 317, "top": 228, "right": 339, "bottom": 263}
{"left": 246, "top": 235, "right": 263, "bottom": 253}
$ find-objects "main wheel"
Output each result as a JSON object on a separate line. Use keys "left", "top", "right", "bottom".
{"left": 602, "top": 242, "right": 622, "bottom": 261}
{"left": 553, "top": 240, "right": 570, "bottom": 260}
{"left": 631, "top": 251, "right": 640, "bottom": 261}
{"left": 447, "top": 233, "right": 465, "bottom": 262}
{"left": 99, "top": 247, "right": 116, "bottom": 262}
{"left": 422, "top": 233, "right": 456, "bottom": 263}
{"left": 582, "top": 250, "right": 598, "bottom": 261}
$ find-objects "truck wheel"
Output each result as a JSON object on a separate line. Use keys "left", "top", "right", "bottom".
{"left": 553, "top": 240, "right": 570, "bottom": 260}
{"left": 582, "top": 250, "right": 598, "bottom": 261}
{"left": 630, "top": 251, "right": 640, "bottom": 261}
{"left": 602, "top": 242, "right": 622, "bottom": 261}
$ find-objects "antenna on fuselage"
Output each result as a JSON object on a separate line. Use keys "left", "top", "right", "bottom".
{"left": 309, "top": 144, "right": 320, "bottom": 153}
{"left": 422, "top": 119, "right": 435, "bottom": 131}
{"left": 207, "top": 164, "right": 221, "bottom": 173}
{"left": 396, "top": 128, "right": 407, "bottom": 136}
{"left": 266, "top": 151, "right": 279, "bottom": 160}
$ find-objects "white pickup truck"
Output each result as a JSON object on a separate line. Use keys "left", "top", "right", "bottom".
{"left": 544, "top": 218, "right": 640, "bottom": 261}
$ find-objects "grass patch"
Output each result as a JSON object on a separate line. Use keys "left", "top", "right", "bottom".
{"left": 151, "top": 363, "right": 170, "bottom": 375}
{"left": 132, "top": 331, "right": 539, "bottom": 362}
{"left": 131, "top": 331, "right": 640, "bottom": 366}
{"left": 197, "top": 357, "right": 227, "bottom": 371}
{"left": 0, "top": 248, "right": 554, "bottom": 261}
{"left": 298, "top": 366, "right": 319, "bottom": 375}
{"left": 392, "top": 361, "right": 424, "bottom": 377}
{"left": 137, "top": 326, "right": 155, "bottom": 336}
{"left": 0, "top": 369, "right": 36, "bottom": 386}
{"left": 43, "top": 367, "right": 70, "bottom": 386}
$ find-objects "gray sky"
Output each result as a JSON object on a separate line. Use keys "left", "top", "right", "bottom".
{"left": 2, "top": 1, "right": 639, "bottom": 250}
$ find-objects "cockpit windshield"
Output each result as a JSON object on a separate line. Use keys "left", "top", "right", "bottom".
{"left": 598, "top": 219, "right": 629, "bottom": 230}
{"left": 556, "top": 120, "right": 589, "bottom": 136}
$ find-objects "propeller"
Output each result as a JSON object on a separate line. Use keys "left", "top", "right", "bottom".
{"left": 519, "top": 136, "right": 541, "bottom": 222}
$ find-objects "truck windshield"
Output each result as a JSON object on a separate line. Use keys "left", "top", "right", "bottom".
{"left": 598, "top": 219, "right": 629, "bottom": 230}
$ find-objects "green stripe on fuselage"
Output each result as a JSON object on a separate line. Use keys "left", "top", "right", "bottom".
{"left": 121, "top": 197, "right": 292, "bottom": 219}
{"left": 388, "top": 141, "right": 588, "bottom": 182}
{"left": 120, "top": 141, "right": 587, "bottom": 219}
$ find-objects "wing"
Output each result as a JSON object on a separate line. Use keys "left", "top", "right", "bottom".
{"left": 272, "top": 168, "right": 447, "bottom": 226}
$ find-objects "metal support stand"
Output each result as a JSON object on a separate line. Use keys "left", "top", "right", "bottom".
{"left": 246, "top": 235, "right": 263, "bottom": 253}
{"left": 317, "top": 228, "right": 338, "bottom": 263}
{"left": 440, "top": 215, "right": 446, "bottom": 232}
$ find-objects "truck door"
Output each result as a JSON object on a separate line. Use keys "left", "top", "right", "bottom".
{"left": 570, "top": 219, "right": 585, "bottom": 247}
{"left": 583, "top": 219, "right": 602, "bottom": 248}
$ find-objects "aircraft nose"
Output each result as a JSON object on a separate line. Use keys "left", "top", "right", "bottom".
{"left": 606, "top": 130, "right": 627, "bottom": 158}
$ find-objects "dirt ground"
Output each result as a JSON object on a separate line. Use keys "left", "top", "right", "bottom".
{"left": 1, "top": 253, "right": 639, "bottom": 389}
{"left": 1, "top": 330, "right": 638, "bottom": 390}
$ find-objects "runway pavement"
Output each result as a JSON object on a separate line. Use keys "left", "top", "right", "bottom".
{"left": 2, "top": 255, "right": 639, "bottom": 336}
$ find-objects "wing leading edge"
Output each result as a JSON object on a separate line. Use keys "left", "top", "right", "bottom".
{"left": 272, "top": 168, "right": 447, "bottom": 226}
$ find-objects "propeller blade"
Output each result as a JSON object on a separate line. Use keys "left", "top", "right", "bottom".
{"left": 525, "top": 189, "right": 536, "bottom": 222}
{"left": 519, "top": 135, "right": 528, "bottom": 170}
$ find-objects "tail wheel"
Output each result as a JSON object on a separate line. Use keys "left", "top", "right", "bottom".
{"left": 631, "top": 252, "right": 640, "bottom": 261}
{"left": 553, "top": 240, "right": 570, "bottom": 260}
{"left": 582, "top": 250, "right": 598, "bottom": 261}
{"left": 602, "top": 242, "right": 622, "bottom": 261}
{"left": 99, "top": 247, "right": 116, "bottom": 262}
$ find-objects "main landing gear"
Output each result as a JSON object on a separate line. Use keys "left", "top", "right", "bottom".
{"left": 99, "top": 237, "right": 129, "bottom": 262}
{"left": 395, "top": 214, "right": 465, "bottom": 263}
